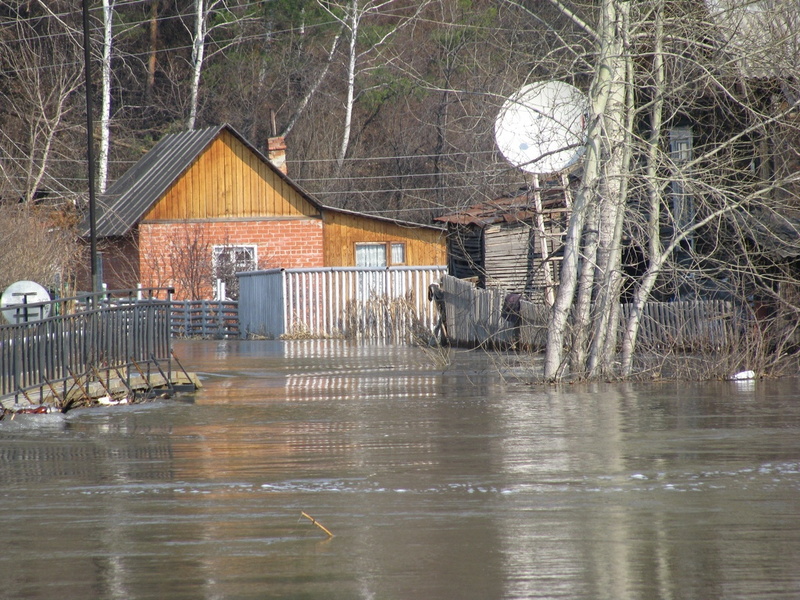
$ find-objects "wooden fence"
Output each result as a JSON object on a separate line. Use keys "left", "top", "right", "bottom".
{"left": 171, "top": 300, "right": 239, "bottom": 338}
{"left": 238, "top": 266, "right": 447, "bottom": 341}
{"left": 619, "top": 299, "right": 738, "bottom": 350}
{"left": 440, "top": 275, "right": 739, "bottom": 350}
{"left": 441, "top": 275, "right": 549, "bottom": 348}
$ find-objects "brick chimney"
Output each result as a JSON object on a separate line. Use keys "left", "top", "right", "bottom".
{"left": 268, "top": 136, "right": 287, "bottom": 175}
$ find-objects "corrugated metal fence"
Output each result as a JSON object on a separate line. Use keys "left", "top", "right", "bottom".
{"left": 238, "top": 266, "right": 447, "bottom": 341}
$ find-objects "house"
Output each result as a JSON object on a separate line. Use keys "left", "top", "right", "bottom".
{"left": 85, "top": 124, "right": 445, "bottom": 300}
{"left": 434, "top": 181, "right": 573, "bottom": 302}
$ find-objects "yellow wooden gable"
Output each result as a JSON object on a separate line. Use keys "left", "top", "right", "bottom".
{"left": 143, "top": 129, "right": 320, "bottom": 222}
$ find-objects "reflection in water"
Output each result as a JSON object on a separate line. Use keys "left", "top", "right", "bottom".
{"left": 2, "top": 339, "right": 800, "bottom": 599}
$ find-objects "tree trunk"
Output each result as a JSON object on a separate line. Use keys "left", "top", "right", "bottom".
{"left": 98, "top": 0, "right": 114, "bottom": 193}
{"left": 568, "top": 201, "right": 598, "bottom": 377}
{"left": 336, "top": 0, "right": 359, "bottom": 170}
{"left": 147, "top": 0, "right": 159, "bottom": 99}
{"left": 544, "top": 0, "right": 629, "bottom": 381}
{"left": 281, "top": 29, "right": 343, "bottom": 138}
{"left": 188, "top": 0, "right": 207, "bottom": 130}
{"left": 586, "top": 0, "right": 633, "bottom": 378}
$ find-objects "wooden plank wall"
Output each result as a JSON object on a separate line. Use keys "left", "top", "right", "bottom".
{"left": 483, "top": 222, "right": 531, "bottom": 291}
{"left": 322, "top": 210, "right": 446, "bottom": 267}
{"left": 528, "top": 211, "right": 566, "bottom": 299}
{"left": 445, "top": 226, "right": 483, "bottom": 281}
{"left": 143, "top": 130, "right": 320, "bottom": 222}
{"left": 480, "top": 211, "right": 567, "bottom": 297}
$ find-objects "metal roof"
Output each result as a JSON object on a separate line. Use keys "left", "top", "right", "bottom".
{"left": 323, "top": 204, "right": 443, "bottom": 232}
{"left": 85, "top": 124, "right": 328, "bottom": 238}
{"left": 732, "top": 206, "right": 800, "bottom": 259}
{"left": 86, "top": 125, "right": 223, "bottom": 237}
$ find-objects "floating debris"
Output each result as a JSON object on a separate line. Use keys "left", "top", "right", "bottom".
{"left": 300, "top": 511, "right": 334, "bottom": 538}
{"left": 96, "top": 395, "right": 129, "bottom": 406}
{"left": 730, "top": 370, "right": 756, "bottom": 381}
{"left": 0, "top": 405, "right": 54, "bottom": 420}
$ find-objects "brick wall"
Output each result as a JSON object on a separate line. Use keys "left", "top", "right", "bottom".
{"left": 138, "top": 218, "right": 324, "bottom": 300}
{"left": 100, "top": 232, "right": 140, "bottom": 291}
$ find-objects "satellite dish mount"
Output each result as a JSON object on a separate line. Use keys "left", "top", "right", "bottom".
{"left": 494, "top": 81, "right": 588, "bottom": 305}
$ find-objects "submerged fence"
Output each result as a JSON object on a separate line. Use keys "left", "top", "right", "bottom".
{"left": 441, "top": 275, "right": 549, "bottom": 348}
{"left": 440, "top": 275, "right": 740, "bottom": 350}
{"left": 619, "top": 299, "right": 738, "bottom": 350}
{"left": 171, "top": 300, "right": 239, "bottom": 338}
{"left": 238, "top": 266, "right": 447, "bottom": 341}
{"left": 0, "top": 289, "right": 174, "bottom": 405}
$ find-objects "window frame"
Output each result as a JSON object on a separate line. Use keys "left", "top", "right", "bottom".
{"left": 212, "top": 244, "right": 257, "bottom": 299}
{"left": 669, "top": 126, "right": 695, "bottom": 253}
{"left": 354, "top": 241, "right": 407, "bottom": 267}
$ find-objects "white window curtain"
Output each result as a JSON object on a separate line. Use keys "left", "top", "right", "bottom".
{"left": 391, "top": 243, "right": 406, "bottom": 265}
{"left": 355, "top": 243, "right": 387, "bottom": 267}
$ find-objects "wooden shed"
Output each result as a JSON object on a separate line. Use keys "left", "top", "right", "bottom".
{"left": 85, "top": 124, "right": 444, "bottom": 300}
{"left": 435, "top": 183, "right": 572, "bottom": 302}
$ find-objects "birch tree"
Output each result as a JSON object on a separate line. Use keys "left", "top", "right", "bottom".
{"left": 98, "top": 0, "right": 115, "bottom": 193}
{"left": 185, "top": 0, "right": 257, "bottom": 130}
{"left": 316, "top": 0, "right": 430, "bottom": 169}
{"left": 539, "top": 0, "right": 800, "bottom": 381}
{"left": 187, "top": 0, "right": 212, "bottom": 130}
{"left": 543, "top": 0, "right": 630, "bottom": 381}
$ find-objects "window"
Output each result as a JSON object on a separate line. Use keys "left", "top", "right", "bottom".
{"left": 355, "top": 242, "right": 407, "bottom": 267}
{"left": 212, "top": 245, "right": 256, "bottom": 299}
{"left": 670, "top": 126, "right": 694, "bottom": 255}
{"left": 355, "top": 243, "right": 387, "bottom": 267}
{"left": 670, "top": 126, "right": 693, "bottom": 163}
{"left": 391, "top": 242, "right": 406, "bottom": 265}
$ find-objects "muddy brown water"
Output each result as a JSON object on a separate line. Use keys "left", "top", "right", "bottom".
{"left": 2, "top": 339, "right": 800, "bottom": 599}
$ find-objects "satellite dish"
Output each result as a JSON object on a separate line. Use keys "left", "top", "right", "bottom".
{"left": 495, "top": 81, "right": 589, "bottom": 175}
{"left": 1, "top": 280, "right": 51, "bottom": 324}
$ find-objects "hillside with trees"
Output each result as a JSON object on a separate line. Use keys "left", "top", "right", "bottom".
{"left": 1, "top": 0, "right": 800, "bottom": 380}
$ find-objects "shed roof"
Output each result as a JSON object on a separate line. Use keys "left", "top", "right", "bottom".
{"left": 435, "top": 187, "right": 569, "bottom": 228}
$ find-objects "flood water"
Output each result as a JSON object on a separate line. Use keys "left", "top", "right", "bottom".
{"left": 2, "top": 340, "right": 800, "bottom": 599}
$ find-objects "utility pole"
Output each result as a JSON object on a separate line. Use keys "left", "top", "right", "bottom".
{"left": 82, "top": 0, "right": 100, "bottom": 292}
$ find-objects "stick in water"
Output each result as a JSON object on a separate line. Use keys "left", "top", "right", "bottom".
{"left": 301, "top": 512, "right": 334, "bottom": 538}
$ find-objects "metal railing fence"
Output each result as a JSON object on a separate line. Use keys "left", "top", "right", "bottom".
{"left": 0, "top": 288, "right": 174, "bottom": 404}
{"left": 171, "top": 300, "right": 239, "bottom": 338}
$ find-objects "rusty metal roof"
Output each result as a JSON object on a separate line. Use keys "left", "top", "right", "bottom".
{"left": 434, "top": 187, "right": 569, "bottom": 227}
